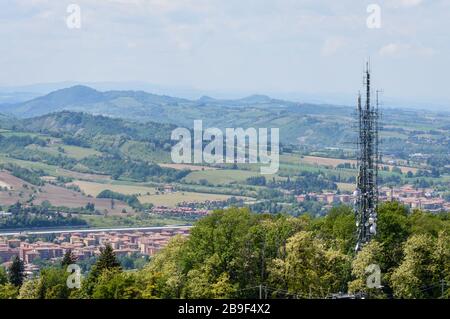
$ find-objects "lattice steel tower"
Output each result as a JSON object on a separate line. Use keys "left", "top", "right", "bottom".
{"left": 354, "top": 62, "right": 380, "bottom": 252}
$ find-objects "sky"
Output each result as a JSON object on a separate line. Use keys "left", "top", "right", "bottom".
{"left": 0, "top": 0, "right": 450, "bottom": 109}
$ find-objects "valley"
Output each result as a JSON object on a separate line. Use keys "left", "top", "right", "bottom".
{"left": 0, "top": 87, "right": 447, "bottom": 232}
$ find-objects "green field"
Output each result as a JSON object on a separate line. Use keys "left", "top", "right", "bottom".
{"left": 0, "top": 154, "right": 62, "bottom": 175}
{"left": 138, "top": 191, "right": 245, "bottom": 207}
{"left": 59, "top": 144, "right": 101, "bottom": 159}
{"left": 183, "top": 169, "right": 261, "bottom": 184}
{"left": 336, "top": 182, "right": 356, "bottom": 192}
{"left": 25, "top": 144, "right": 101, "bottom": 160}
{"left": 0, "top": 130, "right": 41, "bottom": 138}
{"left": 72, "top": 180, "right": 156, "bottom": 197}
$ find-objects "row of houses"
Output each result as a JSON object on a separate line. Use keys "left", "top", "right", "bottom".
{"left": 295, "top": 185, "right": 450, "bottom": 212}
{"left": 0, "top": 227, "right": 190, "bottom": 273}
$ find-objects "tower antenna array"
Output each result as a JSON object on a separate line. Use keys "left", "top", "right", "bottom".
{"left": 354, "top": 62, "right": 380, "bottom": 252}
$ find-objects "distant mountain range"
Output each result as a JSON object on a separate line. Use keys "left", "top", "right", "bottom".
{"left": 0, "top": 85, "right": 448, "bottom": 152}
{"left": 0, "top": 85, "right": 356, "bottom": 147}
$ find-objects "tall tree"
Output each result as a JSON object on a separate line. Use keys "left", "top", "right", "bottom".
{"left": 8, "top": 256, "right": 25, "bottom": 287}
{"left": 267, "top": 231, "right": 351, "bottom": 298}
{"left": 36, "top": 268, "right": 70, "bottom": 299}
{"left": 140, "top": 235, "right": 187, "bottom": 299}
{"left": 95, "top": 244, "right": 121, "bottom": 272}
{"left": 18, "top": 279, "right": 40, "bottom": 299}
{"left": 376, "top": 201, "right": 411, "bottom": 270}
{"left": 0, "top": 283, "right": 18, "bottom": 299}
{"left": 347, "top": 240, "right": 386, "bottom": 298}
{"left": 391, "top": 234, "right": 437, "bottom": 298}
{"left": 390, "top": 231, "right": 450, "bottom": 299}
{"left": 0, "top": 267, "right": 7, "bottom": 285}
{"left": 61, "top": 250, "right": 77, "bottom": 267}
{"left": 84, "top": 244, "right": 121, "bottom": 296}
{"left": 92, "top": 269, "right": 141, "bottom": 299}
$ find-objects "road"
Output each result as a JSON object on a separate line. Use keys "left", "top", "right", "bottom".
{"left": 0, "top": 225, "right": 193, "bottom": 236}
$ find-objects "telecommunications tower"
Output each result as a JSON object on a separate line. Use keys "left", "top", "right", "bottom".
{"left": 354, "top": 62, "right": 381, "bottom": 252}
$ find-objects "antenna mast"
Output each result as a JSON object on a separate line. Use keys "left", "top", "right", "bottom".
{"left": 354, "top": 62, "right": 380, "bottom": 252}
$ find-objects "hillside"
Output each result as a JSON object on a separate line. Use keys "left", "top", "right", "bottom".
{"left": 0, "top": 85, "right": 188, "bottom": 120}
{"left": 0, "top": 86, "right": 449, "bottom": 159}
{"left": 17, "top": 111, "right": 176, "bottom": 147}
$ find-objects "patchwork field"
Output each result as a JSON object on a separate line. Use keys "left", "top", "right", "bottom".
{"left": 25, "top": 144, "right": 101, "bottom": 160}
{"left": 0, "top": 171, "right": 27, "bottom": 189}
{"left": 336, "top": 182, "right": 356, "bottom": 192}
{"left": 183, "top": 169, "right": 264, "bottom": 185}
{"left": 70, "top": 178, "right": 252, "bottom": 208}
{"left": 281, "top": 154, "right": 419, "bottom": 174}
{"left": 158, "top": 163, "right": 218, "bottom": 171}
{"left": 137, "top": 191, "right": 243, "bottom": 207}
{"left": 0, "top": 154, "right": 111, "bottom": 182}
{"left": 0, "top": 181, "right": 10, "bottom": 189}
{"left": 35, "top": 184, "right": 131, "bottom": 215}
{"left": 0, "top": 171, "right": 132, "bottom": 215}
{"left": 70, "top": 180, "right": 156, "bottom": 197}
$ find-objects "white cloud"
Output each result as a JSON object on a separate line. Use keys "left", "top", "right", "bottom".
{"left": 321, "top": 37, "right": 347, "bottom": 57}
{"left": 379, "top": 43, "right": 407, "bottom": 56}
{"left": 387, "top": 0, "right": 423, "bottom": 8}
{"left": 379, "top": 43, "right": 436, "bottom": 57}
{"left": 1, "top": 0, "right": 449, "bottom": 107}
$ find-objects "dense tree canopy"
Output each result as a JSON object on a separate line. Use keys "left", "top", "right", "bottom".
{"left": 1, "top": 202, "right": 449, "bottom": 299}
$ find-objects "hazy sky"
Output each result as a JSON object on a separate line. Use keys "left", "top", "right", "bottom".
{"left": 1, "top": 0, "right": 450, "bottom": 108}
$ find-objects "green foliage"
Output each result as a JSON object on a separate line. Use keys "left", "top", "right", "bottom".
{"left": 97, "top": 190, "right": 142, "bottom": 210}
{"left": 267, "top": 231, "right": 351, "bottom": 298}
{"left": 117, "top": 253, "right": 149, "bottom": 270}
{"left": 0, "top": 202, "right": 87, "bottom": 230}
{"left": 18, "top": 279, "right": 40, "bottom": 299}
{"left": 81, "top": 155, "right": 190, "bottom": 182}
{"left": 95, "top": 244, "right": 121, "bottom": 272}
{"left": 21, "top": 110, "right": 176, "bottom": 148}
{"left": 269, "top": 172, "right": 337, "bottom": 193}
{"left": 0, "top": 163, "right": 44, "bottom": 186}
{"left": 0, "top": 283, "right": 19, "bottom": 299}
{"left": 7, "top": 87, "right": 448, "bottom": 159}
{"left": 36, "top": 268, "right": 71, "bottom": 299}
{"left": 1, "top": 204, "right": 449, "bottom": 299}
{"left": 141, "top": 209, "right": 312, "bottom": 298}
{"left": 409, "top": 209, "right": 449, "bottom": 236}
{"left": 182, "top": 256, "right": 237, "bottom": 299}
{"left": 376, "top": 201, "right": 411, "bottom": 270}
{"left": 140, "top": 235, "right": 188, "bottom": 298}
{"left": 348, "top": 241, "right": 386, "bottom": 298}
{"left": 313, "top": 205, "right": 356, "bottom": 253}
{"left": 391, "top": 232, "right": 450, "bottom": 298}
{"left": 83, "top": 244, "right": 121, "bottom": 297}
{"left": 246, "top": 176, "right": 266, "bottom": 186}
{"left": 0, "top": 267, "right": 7, "bottom": 285}
{"left": 8, "top": 256, "right": 25, "bottom": 287}
{"left": 61, "top": 250, "right": 78, "bottom": 267}
{"left": 92, "top": 269, "right": 142, "bottom": 299}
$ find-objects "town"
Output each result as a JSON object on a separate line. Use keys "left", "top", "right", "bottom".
{"left": 295, "top": 185, "right": 450, "bottom": 213}
{"left": 0, "top": 226, "right": 190, "bottom": 276}
{"left": 1, "top": 182, "right": 448, "bottom": 277}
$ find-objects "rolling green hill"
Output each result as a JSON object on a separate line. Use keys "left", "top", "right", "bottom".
{"left": 0, "top": 86, "right": 448, "bottom": 161}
